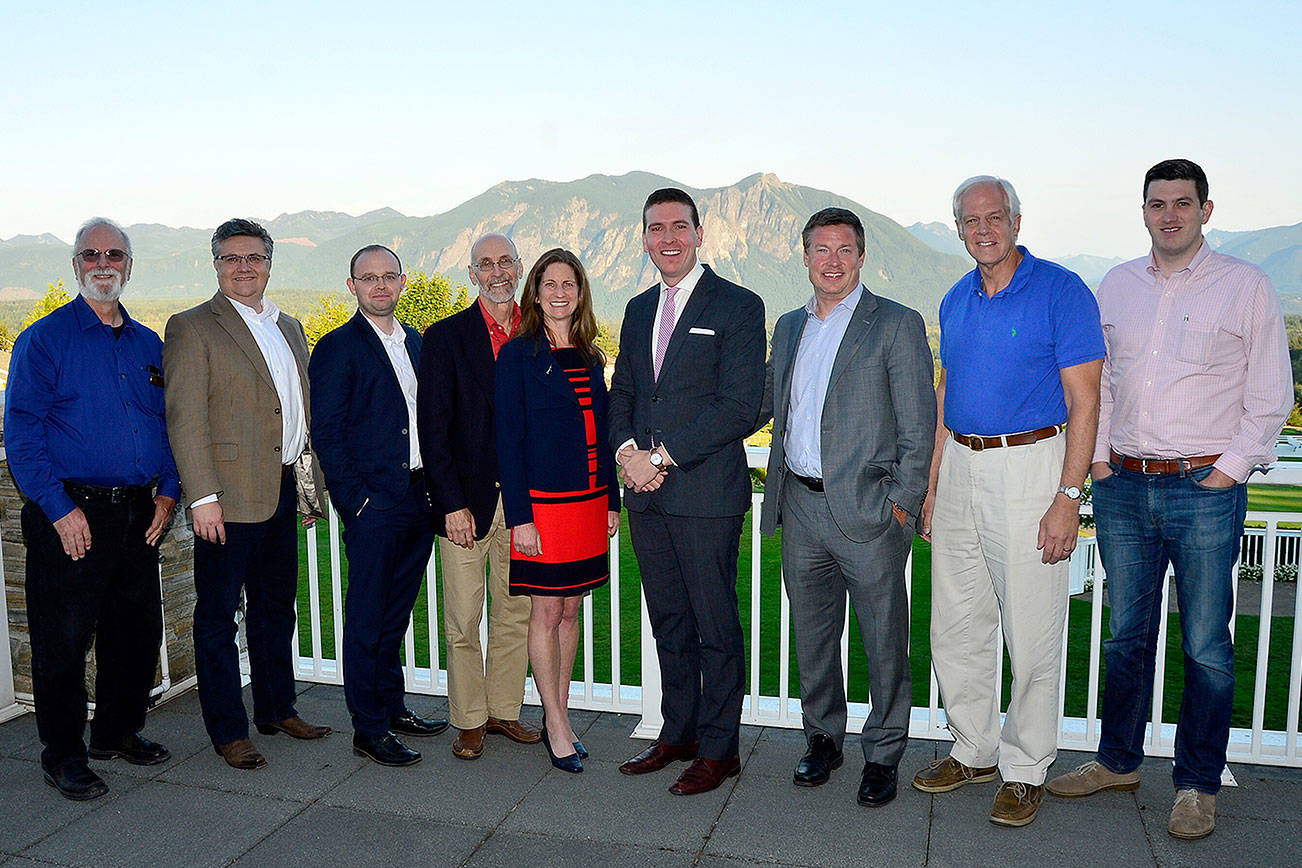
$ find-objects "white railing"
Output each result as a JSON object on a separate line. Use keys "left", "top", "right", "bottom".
{"left": 289, "top": 450, "right": 1302, "bottom": 768}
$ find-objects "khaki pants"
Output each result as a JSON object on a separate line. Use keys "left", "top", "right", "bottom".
{"left": 930, "top": 434, "right": 1070, "bottom": 785}
{"left": 439, "top": 498, "right": 531, "bottom": 729}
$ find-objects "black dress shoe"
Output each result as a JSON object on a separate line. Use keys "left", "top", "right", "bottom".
{"left": 88, "top": 732, "right": 171, "bottom": 766}
{"left": 858, "top": 762, "right": 899, "bottom": 807}
{"left": 353, "top": 732, "right": 422, "bottom": 766}
{"left": 390, "top": 710, "right": 449, "bottom": 737}
{"left": 43, "top": 760, "right": 109, "bottom": 801}
{"left": 793, "top": 732, "right": 843, "bottom": 787}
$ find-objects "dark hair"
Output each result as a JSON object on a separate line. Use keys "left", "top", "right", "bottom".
{"left": 517, "top": 248, "right": 604, "bottom": 368}
{"left": 1144, "top": 159, "right": 1209, "bottom": 205}
{"left": 801, "top": 207, "right": 865, "bottom": 256}
{"left": 642, "top": 187, "right": 699, "bottom": 230}
{"left": 211, "top": 218, "right": 273, "bottom": 259}
{"left": 349, "top": 244, "right": 401, "bottom": 277}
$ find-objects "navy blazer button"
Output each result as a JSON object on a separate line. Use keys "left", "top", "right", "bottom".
{"left": 651, "top": 396, "right": 660, "bottom": 403}
{"left": 402, "top": 462, "right": 409, "bottom": 469}
{"left": 401, "top": 428, "right": 408, "bottom": 435}
{"left": 495, "top": 481, "right": 501, "bottom": 488}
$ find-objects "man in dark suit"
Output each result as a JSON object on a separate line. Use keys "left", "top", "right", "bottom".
{"left": 758, "top": 208, "right": 935, "bottom": 807}
{"left": 417, "top": 234, "right": 539, "bottom": 760}
{"left": 164, "top": 219, "right": 330, "bottom": 770}
{"left": 309, "top": 244, "right": 450, "bottom": 767}
{"left": 610, "top": 187, "right": 766, "bottom": 795}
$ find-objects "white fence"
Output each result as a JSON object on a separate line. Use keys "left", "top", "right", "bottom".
{"left": 285, "top": 449, "right": 1302, "bottom": 769}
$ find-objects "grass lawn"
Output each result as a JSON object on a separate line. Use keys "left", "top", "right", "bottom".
{"left": 297, "top": 504, "right": 1300, "bottom": 733}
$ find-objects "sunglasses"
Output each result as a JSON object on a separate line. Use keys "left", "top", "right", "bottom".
{"left": 76, "top": 248, "right": 129, "bottom": 264}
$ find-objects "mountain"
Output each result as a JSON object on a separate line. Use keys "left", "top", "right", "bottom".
{"left": 1208, "top": 223, "right": 1302, "bottom": 308}
{"left": 0, "top": 173, "right": 969, "bottom": 324}
{"left": 1055, "top": 254, "right": 1126, "bottom": 288}
{"left": 906, "top": 221, "right": 966, "bottom": 257}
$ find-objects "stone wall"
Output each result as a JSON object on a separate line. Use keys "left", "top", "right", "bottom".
{"left": 1, "top": 411, "right": 196, "bottom": 702}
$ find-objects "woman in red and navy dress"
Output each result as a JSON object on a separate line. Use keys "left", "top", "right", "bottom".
{"left": 494, "top": 248, "right": 620, "bottom": 773}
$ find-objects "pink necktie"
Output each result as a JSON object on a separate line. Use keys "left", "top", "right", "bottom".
{"left": 653, "top": 286, "right": 679, "bottom": 381}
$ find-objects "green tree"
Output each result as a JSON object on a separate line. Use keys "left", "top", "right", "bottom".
{"left": 302, "top": 293, "right": 354, "bottom": 348}
{"left": 18, "top": 280, "right": 72, "bottom": 334}
{"left": 0, "top": 323, "right": 13, "bottom": 351}
{"left": 394, "top": 271, "right": 470, "bottom": 332}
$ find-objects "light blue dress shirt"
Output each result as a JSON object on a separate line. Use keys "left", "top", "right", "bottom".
{"left": 784, "top": 285, "right": 863, "bottom": 479}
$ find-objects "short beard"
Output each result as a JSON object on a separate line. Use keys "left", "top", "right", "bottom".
{"left": 480, "top": 283, "right": 516, "bottom": 305}
{"left": 79, "top": 271, "right": 124, "bottom": 303}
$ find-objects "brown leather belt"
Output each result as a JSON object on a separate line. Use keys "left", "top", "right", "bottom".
{"left": 952, "top": 424, "right": 1064, "bottom": 452}
{"left": 1109, "top": 449, "right": 1221, "bottom": 475}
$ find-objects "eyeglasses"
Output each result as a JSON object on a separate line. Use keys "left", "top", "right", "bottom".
{"left": 215, "top": 253, "right": 271, "bottom": 267}
{"left": 76, "top": 248, "right": 129, "bottom": 264}
{"left": 472, "top": 256, "right": 519, "bottom": 272}
{"left": 352, "top": 272, "right": 402, "bottom": 286}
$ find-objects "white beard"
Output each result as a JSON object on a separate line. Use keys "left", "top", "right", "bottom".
{"left": 79, "top": 271, "right": 124, "bottom": 303}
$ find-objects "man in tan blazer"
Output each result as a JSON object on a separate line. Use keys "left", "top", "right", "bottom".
{"left": 163, "top": 218, "right": 330, "bottom": 770}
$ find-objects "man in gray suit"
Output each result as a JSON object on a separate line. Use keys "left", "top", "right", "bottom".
{"left": 758, "top": 208, "right": 935, "bottom": 807}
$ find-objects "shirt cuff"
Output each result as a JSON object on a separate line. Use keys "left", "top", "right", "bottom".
{"left": 615, "top": 438, "right": 637, "bottom": 465}
{"left": 658, "top": 443, "right": 676, "bottom": 466}
{"left": 189, "top": 493, "right": 220, "bottom": 509}
{"left": 1214, "top": 454, "right": 1253, "bottom": 485}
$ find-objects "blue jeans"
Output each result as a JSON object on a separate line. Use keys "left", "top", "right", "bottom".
{"left": 1093, "top": 461, "right": 1246, "bottom": 794}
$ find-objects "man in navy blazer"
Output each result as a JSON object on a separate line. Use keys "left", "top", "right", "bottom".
{"left": 610, "top": 188, "right": 766, "bottom": 795}
{"left": 309, "top": 245, "right": 449, "bottom": 767}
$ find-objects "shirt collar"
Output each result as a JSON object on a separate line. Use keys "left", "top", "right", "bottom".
{"left": 804, "top": 284, "right": 864, "bottom": 320}
{"left": 71, "top": 293, "right": 135, "bottom": 332}
{"left": 659, "top": 261, "right": 705, "bottom": 293}
{"left": 1146, "top": 237, "right": 1211, "bottom": 277}
{"left": 364, "top": 314, "right": 407, "bottom": 347}
{"left": 478, "top": 297, "right": 519, "bottom": 333}
{"left": 966, "top": 245, "right": 1036, "bottom": 298}
{"left": 229, "top": 294, "right": 280, "bottom": 323}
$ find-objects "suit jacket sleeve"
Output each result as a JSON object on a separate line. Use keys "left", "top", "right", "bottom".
{"left": 884, "top": 307, "right": 937, "bottom": 518}
{"left": 417, "top": 322, "right": 466, "bottom": 516}
{"left": 591, "top": 364, "right": 622, "bottom": 512}
{"left": 162, "top": 312, "right": 221, "bottom": 504}
{"left": 663, "top": 290, "right": 766, "bottom": 471}
{"left": 493, "top": 342, "right": 533, "bottom": 528}
{"left": 307, "top": 332, "right": 363, "bottom": 517}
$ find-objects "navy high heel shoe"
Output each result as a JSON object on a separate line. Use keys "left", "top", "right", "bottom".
{"left": 541, "top": 724, "right": 582, "bottom": 773}
{"left": 573, "top": 740, "right": 589, "bottom": 759}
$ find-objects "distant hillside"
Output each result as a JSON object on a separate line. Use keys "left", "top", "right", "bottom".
{"left": 0, "top": 173, "right": 970, "bottom": 324}
{"left": 1055, "top": 254, "right": 1127, "bottom": 288}
{"left": 906, "top": 221, "right": 966, "bottom": 257}
{"left": 1208, "top": 222, "right": 1302, "bottom": 310}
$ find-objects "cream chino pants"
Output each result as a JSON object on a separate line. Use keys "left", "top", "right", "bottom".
{"left": 439, "top": 497, "right": 532, "bottom": 729}
{"left": 930, "top": 434, "right": 1069, "bottom": 785}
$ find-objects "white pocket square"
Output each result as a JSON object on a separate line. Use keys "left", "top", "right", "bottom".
{"left": 689, "top": 327, "right": 715, "bottom": 335}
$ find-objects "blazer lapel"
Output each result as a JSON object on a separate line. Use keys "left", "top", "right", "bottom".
{"left": 656, "top": 266, "right": 716, "bottom": 382}
{"left": 463, "top": 304, "right": 499, "bottom": 396}
{"left": 350, "top": 312, "right": 405, "bottom": 398}
{"left": 825, "top": 289, "right": 880, "bottom": 396}
{"left": 210, "top": 292, "right": 276, "bottom": 392}
{"left": 530, "top": 339, "right": 581, "bottom": 406}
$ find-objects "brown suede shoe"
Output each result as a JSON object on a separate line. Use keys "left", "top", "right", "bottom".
{"left": 1168, "top": 789, "right": 1216, "bottom": 839}
{"left": 912, "top": 756, "right": 999, "bottom": 793}
{"left": 214, "top": 738, "right": 267, "bottom": 770}
{"left": 669, "top": 756, "right": 740, "bottom": 795}
{"left": 619, "top": 740, "right": 700, "bottom": 776}
{"left": 256, "top": 716, "right": 331, "bottom": 740}
{"left": 485, "top": 716, "right": 542, "bottom": 744}
{"left": 452, "top": 725, "right": 486, "bottom": 759}
{"left": 990, "top": 781, "right": 1044, "bottom": 827}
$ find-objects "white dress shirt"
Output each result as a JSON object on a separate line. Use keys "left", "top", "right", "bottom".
{"left": 365, "top": 315, "right": 422, "bottom": 470}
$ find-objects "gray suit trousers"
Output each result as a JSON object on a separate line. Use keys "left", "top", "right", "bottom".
{"left": 781, "top": 480, "right": 913, "bottom": 765}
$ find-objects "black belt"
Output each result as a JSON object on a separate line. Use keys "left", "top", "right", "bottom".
{"left": 790, "top": 473, "right": 824, "bottom": 493}
{"left": 62, "top": 480, "right": 155, "bottom": 504}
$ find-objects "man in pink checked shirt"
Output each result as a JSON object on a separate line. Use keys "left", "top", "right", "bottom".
{"left": 1046, "top": 159, "right": 1293, "bottom": 840}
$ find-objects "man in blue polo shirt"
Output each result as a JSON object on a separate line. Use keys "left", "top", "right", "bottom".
{"left": 5, "top": 218, "right": 181, "bottom": 801}
{"left": 910, "top": 177, "right": 1104, "bottom": 828}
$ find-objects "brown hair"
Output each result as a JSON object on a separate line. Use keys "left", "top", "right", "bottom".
{"left": 517, "top": 247, "right": 605, "bottom": 368}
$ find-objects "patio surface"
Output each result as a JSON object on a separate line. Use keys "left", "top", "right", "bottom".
{"left": 1, "top": 682, "right": 1299, "bottom": 867}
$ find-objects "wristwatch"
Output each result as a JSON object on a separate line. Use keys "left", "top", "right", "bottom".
{"left": 649, "top": 449, "right": 665, "bottom": 468}
{"left": 1057, "top": 485, "right": 1082, "bottom": 501}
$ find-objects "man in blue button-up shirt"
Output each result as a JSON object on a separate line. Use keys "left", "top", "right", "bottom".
{"left": 5, "top": 217, "right": 181, "bottom": 801}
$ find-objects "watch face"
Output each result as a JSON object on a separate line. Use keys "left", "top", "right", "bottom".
{"left": 650, "top": 452, "right": 663, "bottom": 467}
{"left": 1062, "top": 486, "right": 1081, "bottom": 500}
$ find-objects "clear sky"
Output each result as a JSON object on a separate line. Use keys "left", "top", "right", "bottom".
{"left": 3, "top": 0, "right": 1297, "bottom": 260}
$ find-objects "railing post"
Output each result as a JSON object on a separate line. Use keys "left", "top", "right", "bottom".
{"left": 631, "top": 583, "right": 663, "bottom": 739}
{"left": 0, "top": 516, "right": 22, "bottom": 722}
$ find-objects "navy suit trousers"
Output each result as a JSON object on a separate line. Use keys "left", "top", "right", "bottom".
{"left": 341, "top": 475, "right": 435, "bottom": 736}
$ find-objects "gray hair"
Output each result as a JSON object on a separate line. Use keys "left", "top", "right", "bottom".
{"left": 952, "top": 175, "right": 1021, "bottom": 222}
{"left": 74, "top": 217, "right": 132, "bottom": 257}
{"left": 211, "top": 218, "right": 274, "bottom": 259}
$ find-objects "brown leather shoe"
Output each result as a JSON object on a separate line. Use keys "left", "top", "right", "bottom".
{"left": 619, "top": 740, "right": 700, "bottom": 776}
{"left": 214, "top": 738, "right": 267, "bottom": 770}
{"left": 452, "top": 725, "right": 486, "bottom": 759}
{"left": 256, "top": 716, "right": 331, "bottom": 740}
{"left": 485, "top": 716, "right": 542, "bottom": 744}
{"left": 990, "top": 781, "right": 1044, "bottom": 827}
{"left": 669, "top": 756, "right": 740, "bottom": 795}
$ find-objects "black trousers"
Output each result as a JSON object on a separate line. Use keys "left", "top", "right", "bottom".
{"left": 628, "top": 507, "right": 745, "bottom": 760}
{"left": 193, "top": 474, "right": 299, "bottom": 746}
{"left": 22, "top": 491, "right": 162, "bottom": 771}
